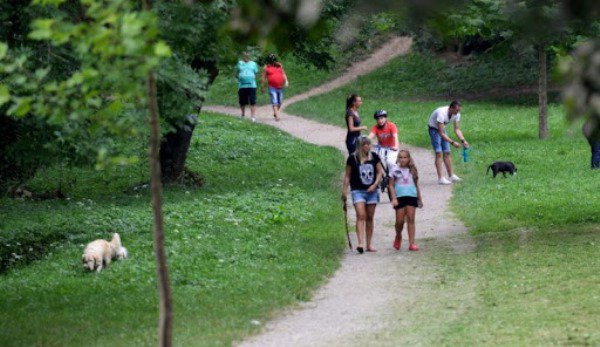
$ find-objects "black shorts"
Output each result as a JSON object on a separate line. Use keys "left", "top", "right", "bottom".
{"left": 238, "top": 88, "right": 256, "bottom": 106}
{"left": 394, "top": 196, "right": 418, "bottom": 209}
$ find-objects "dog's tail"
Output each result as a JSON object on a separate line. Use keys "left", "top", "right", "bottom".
{"left": 486, "top": 165, "right": 492, "bottom": 175}
{"left": 117, "top": 247, "right": 128, "bottom": 260}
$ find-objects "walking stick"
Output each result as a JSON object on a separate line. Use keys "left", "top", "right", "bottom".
{"left": 343, "top": 201, "right": 353, "bottom": 250}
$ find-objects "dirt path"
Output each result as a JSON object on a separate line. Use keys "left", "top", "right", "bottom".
{"left": 205, "top": 36, "right": 470, "bottom": 346}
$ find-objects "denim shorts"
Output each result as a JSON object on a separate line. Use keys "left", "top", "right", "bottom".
{"left": 268, "top": 87, "right": 284, "bottom": 105}
{"left": 351, "top": 190, "right": 380, "bottom": 205}
{"left": 428, "top": 127, "right": 450, "bottom": 153}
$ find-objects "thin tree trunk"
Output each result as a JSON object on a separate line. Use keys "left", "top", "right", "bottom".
{"left": 537, "top": 44, "right": 549, "bottom": 139}
{"left": 142, "top": 1, "right": 172, "bottom": 346}
{"left": 148, "top": 70, "right": 173, "bottom": 347}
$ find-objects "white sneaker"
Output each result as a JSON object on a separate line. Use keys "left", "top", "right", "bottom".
{"left": 251, "top": 117, "right": 256, "bottom": 122}
{"left": 449, "top": 174, "right": 461, "bottom": 182}
{"left": 438, "top": 177, "right": 452, "bottom": 185}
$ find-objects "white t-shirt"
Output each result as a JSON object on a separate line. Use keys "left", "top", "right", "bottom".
{"left": 428, "top": 106, "right": 460, "bottom": 128}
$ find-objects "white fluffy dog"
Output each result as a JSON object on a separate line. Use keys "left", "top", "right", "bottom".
{"left": 82, "top": 233, "right": 128, "bottom": 272}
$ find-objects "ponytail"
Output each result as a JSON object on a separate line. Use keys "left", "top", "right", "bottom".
{"left": 346, "top": 94, "right": 359, "bottom": 110}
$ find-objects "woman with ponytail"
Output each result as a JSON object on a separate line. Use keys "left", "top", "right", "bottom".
{"left": 345, "top": 94, "right": 368, "bottom": 154}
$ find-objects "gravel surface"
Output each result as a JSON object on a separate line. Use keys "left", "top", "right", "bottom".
{"left": 205, "top": 36, "right": 470, "bottom": 346}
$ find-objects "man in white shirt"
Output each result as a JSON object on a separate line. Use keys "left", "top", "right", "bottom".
{"left": 427, "top": 100, "right": 470, "bottom": 185}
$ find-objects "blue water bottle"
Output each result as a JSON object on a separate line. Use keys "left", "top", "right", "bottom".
{"left": 462, "top": 147, "right": 470, "bottom": 162}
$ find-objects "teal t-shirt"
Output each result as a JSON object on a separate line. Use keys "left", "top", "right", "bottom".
{"left": 237, "top": 60, "right": 258, "bottom": 88}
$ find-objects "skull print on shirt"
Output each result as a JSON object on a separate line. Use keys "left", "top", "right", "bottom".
{"left": 359, "top": 163, "right": 375, "bottom": 185}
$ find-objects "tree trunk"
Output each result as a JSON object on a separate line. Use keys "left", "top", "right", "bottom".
{"left": 160, "top": 114, "right": 197, "bottom": 183}
{"left": 537, "top": 44, "right": 549, "bottom": 139}
{"left": 142, "top": 1, "right": 172, "bottom": 346}
{"left": 148, "top": 70, "right": 173, "bottom": 347}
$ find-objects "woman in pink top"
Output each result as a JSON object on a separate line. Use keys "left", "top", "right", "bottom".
{"left": 261, "top": 53, "right": 289, "bottom": 121}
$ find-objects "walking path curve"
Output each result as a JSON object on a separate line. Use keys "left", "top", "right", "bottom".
{"left": 205, "top": 36, "right": 469, "bottom": 346}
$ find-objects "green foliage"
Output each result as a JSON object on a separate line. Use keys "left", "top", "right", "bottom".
{"left": 156, "top": 1, "right": 229, "bottom": 62}
{"left": 157, "top": 56, "right": 208, "bottom": 128}
{"left": 0, "top": 0, "right": 172, "bottom": 168}
{"left": 0, "top": 113, "right": 345, "bottom": 345}
{"left": 560, "top": 39, "right": 600, "bottom": 135}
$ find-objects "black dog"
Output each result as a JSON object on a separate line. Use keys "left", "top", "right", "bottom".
{"left": 486, "top": 161, "right": 517, "bottom": 178}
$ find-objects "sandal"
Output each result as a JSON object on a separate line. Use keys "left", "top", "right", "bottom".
{"left": 393, "top": 234, "right": 401, "bottom": 250}
{"left": 408, "top": 244, "right": 419, "bottom": 251}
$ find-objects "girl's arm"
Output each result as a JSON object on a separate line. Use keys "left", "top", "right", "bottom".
{"left": 341, "top": 165, "right": 351, "bottom": 202}
{"left": 389, "top": 176, "right": 398, "bottom": 207}
{"left": 415, "top": 178, "right": 423, "bottom": 208}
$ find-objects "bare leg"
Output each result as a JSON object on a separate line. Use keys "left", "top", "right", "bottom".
{"left": 354, "top": 202, "right": 367, "bottom": 249}
{"left": 435, "top": 152, "right": 444, "bottom": 179}
{"left": 240, "top": 105, "right": 246, "bottom": 117}
{"left": 250, "top": 105, "right": 256, "bottom": 118}
{"left": 395, "top": 207, "right": 407, "bottom": 238}
{"left": 272, "top": 105, "right": 280, "bottom": 120}
{"left": 405, "top": 206, "right": 417, "bottom": 246}
{"left": 365, "top": 204, "right": 377, "bottom": 251}
{"left": 443, "top": 152, "right": 454, "bottom": 177}
{"left": 394, "top": 207, "right": 406, "bottom": 250}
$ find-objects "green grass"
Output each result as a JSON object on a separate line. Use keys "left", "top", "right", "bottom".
{"left": 286, "top": 52, "right": 598, "bottom": 234}
{"left": 284, "top": 48, "right": 600, "bottom": 345}
{"left": 0, "top": 113, "right": 346, "bottom": 346}
{"left": 371, "top": 226, "right": 600, "bottom": 346}
{"left": 286, "top": 51, "right": 542, "bottom": 104}
{"left": 204, "top": 55, "right": 341, "bottom": 107}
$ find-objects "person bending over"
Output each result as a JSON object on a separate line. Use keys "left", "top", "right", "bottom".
{"left": 427, "top": 100, "right": 470, "bottom": 185}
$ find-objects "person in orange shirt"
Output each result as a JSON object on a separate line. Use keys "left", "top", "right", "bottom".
{"left": 368, "top": 110, "right": 399, "bottom": 170}
{"left": 261, "top": 53, "right": 289, "bottom": 121}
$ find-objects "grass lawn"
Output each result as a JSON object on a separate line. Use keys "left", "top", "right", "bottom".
{"left": 285, "top": 52, "right": 599, "bottom": 234}
{"left": 349, "top": 226, "right": 600, "bottom": 346}
{"left": 0, "top": 113, "right": 345, "bottom": 346}
{"left": 286, "top": 50, "right": 600, "bottom": 344}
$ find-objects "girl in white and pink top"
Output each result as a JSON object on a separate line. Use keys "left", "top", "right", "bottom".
{"left": 388, "top": 150, "right": 423, "bottom": 251}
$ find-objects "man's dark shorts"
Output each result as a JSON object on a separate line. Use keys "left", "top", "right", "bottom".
{"left": 238, "top": 88, "right": 256, "bottom": 106}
